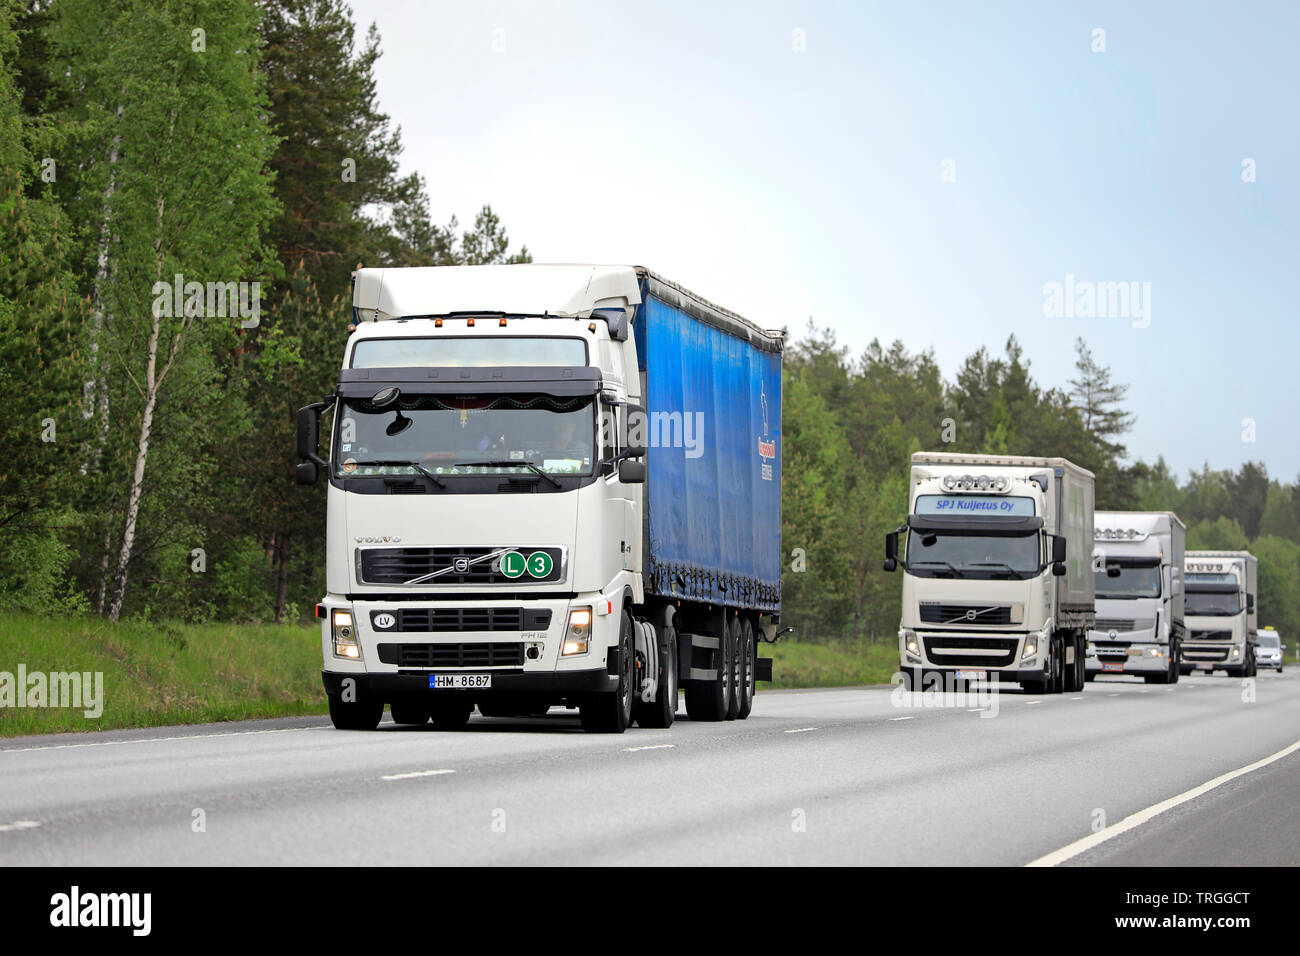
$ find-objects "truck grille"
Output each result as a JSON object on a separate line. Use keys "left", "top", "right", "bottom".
{"left": 1189, "top": 630, "right": 1233, "bottom": 641}
{"left": 1183, "top": 646, "right": 1229, "bottom": 663}
{"left": 358, "top": 546, "right": 563, "bottom": 585}
{"left": 919, "top": 604, "right": 1013, "bottom": 626}
{"left": 1092, "top": 640, "right": 1131, "bottom": 663}
{"left": 370, "top": 608, "right": 551, "bottom": 633}
{"left": 1094, "top": 618, "right": 1155, "bottom": 633}
{"left": 922, "top": 636, "right": 1018, "bottom": 667}
{"left": 377, "top": 642, "right": 526, "bottom": 668}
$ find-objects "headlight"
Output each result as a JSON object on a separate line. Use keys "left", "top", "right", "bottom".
{"left": 1022, "top": 639, "right": 1037, "bottom": 660}
{"left": 904, "top": 630, "right": 920, "bottom": 655}
{"left": 1147, "top": 647, "right": 1162, "bottom": 657}
{"left": 563, "top": 607, "right": 592, "bottom": 656}
{"left": 1230, "top": 646, "right": 1241, "bottom": 658}
{"left": 332, "top": 609, "right": 360, "bottom": 659}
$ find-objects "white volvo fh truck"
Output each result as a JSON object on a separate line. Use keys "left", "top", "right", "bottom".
{"left": 1181, "top": 551, "right": 1258, "bottom": 677}
{"left": 1085, "top": 511, "right": 1186, "bottom": 684}
{"left": 884, "top": 453, "right": 1095, "bottom": 693}
{"left": 296, "top": 264, "right": 785, "bottom": 733}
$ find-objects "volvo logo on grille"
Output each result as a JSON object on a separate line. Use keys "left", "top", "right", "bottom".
{"left": 374, "top": 613, "right": 396, "bottom": 630}
{"left": 965, "top": 609, "right": 978, "bottom": 621}
{"left": 453, "top": 558, "right": 470, "bottom": 573}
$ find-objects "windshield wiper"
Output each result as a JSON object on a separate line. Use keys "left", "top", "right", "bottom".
{"left": 969, "top": 561, "right": 1023, "bottom": 578}
{"left": 350, "top": 460, "right": 446, "bottom": 488}
{"left": 909, "top": 560, "right": 961, "bottom": 577}
{"left": 448, "top": 459, "right": 562, "bottom": 489}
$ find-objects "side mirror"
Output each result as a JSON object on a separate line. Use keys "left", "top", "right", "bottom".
{"left": 624, "top": 443, "right": 648, "bottom": 459}
{"left": 618, "top": 460, "right": 646, "bottom": 484}
{"left": 1052, "top": 562, "right": 1067, "bottom": 577}
{"left": 884, "top": 530, "right": 900, "bottom": 572}
{"left": 296, "top": 461, "right": 318, "bottom": 486}
{"left": 1051, "top": 535, "right": 1067, "bottom": 564}
{"left": 297, "top": 405, "right": 319, "bottom": 461}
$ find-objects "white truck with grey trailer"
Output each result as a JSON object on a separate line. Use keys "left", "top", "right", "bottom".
{"left": 884, "top": 453, "right": 1096, "bottom": 693}
{"left": 1182, "top": 551, "right": 1259, "bottom": 677}
{"left": 1086, "top": 511, "right": 1186, "bottom": 684}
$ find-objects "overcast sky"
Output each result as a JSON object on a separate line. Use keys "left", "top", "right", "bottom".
{"left": 344, "top": 0, "right": 1299, "bottom": 482}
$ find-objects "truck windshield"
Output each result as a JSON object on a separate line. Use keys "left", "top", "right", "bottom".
{"left": 905, "top": 530, "right": 1040, "bottom": 578}
{"left": 334, "top": 393, "right": 595, "bottom": 477}
{"left": 1185, "top": 590, "right": 1242, "bottom": 616}
{"left": 1095, "top": 561, "right": 1161, "bottom": 599}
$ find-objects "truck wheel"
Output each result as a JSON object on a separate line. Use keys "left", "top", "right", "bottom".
{"left": 389, "top": 701, "right": 429, "bottom": 725}
{"left": 328, "top": 692, "right": 383, "bottom": 731}
{"left": 634, "top": 622, "right": 677, "bottom": 729}
{"left": 684, "top": 618, "right": 730, "bottom": 722}
{"left": 1048, "top": 635, "right": 1065, "bottom": 694}
{"left": 736, "top": 618, "right": 757, "bottom": 719}
{"left": 429, "top": 699, "right": 473, "bottom": 730}
{"left": 725, "top": 616, "right": 741, "bottom": 720}
{"left": 579, "top": 611, "right": 635, "bottom": 733}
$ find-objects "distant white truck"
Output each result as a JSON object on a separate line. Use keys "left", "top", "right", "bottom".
{"left": 885, "top": 453, "right": 1096, "bottom": 693}
{"left": 1086, "top": 511, "right": 1186, "bottom": 684}
{"left": 1182, "top": 551, "right": 1258, "bottom": 677}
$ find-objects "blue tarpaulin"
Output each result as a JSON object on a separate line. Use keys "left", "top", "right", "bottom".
{"left": 634, "top": 278, "right": 782, "bottom": 612}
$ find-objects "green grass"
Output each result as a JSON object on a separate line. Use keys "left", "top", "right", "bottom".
{"left": 0, "top": 614, "right": 327, "bottom": 737}
{"left": 763, "top": 637, "right": 899, "bottom": 689}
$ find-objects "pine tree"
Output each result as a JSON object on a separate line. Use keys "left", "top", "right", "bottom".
{"left": 1069, "top": 337, "right": 1135, "bottom": 455}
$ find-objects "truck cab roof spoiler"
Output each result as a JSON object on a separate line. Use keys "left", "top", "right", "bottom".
{"left": 907, "top": 514, "right": 1045, "bottom": 533}
{"left": 336, "top": 365, "right": 602, "bottom": 397}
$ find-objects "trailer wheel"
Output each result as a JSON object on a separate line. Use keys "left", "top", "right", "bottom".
{"left": 724, "top": 616, "right": 741, "bottom": 720}
{"left": 634, "top": 622, "right": 677, "bottom": 729}
{"left": 736, "top": 618, "right": 757, "bottom": 719}
{"left": 328, "top": 691, "right": 383, "bottom": 731}
{"left": 389, "top": 701, "right": 429, "bottom": 726}
{"left": 579, "top": 611, "right": 634, "bottom": 733}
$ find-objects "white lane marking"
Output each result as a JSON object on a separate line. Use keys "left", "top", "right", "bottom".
{"left": 967, "top": 708, "right": 983, "bottom": 713}
{"left": 0, "top": 725, "right": 330, "bottom": 755}
{"left": 0, "top": 820, "right": 42, "bottom": 833}
{"left": 623, "top": 743, "right": 675, "bottom": 752}
{"left": 1107, "top": 693, "right": 1120, "bottom": 697}
{"left": 1025, "top": 700, "right": 1041, "bottom": 706}
{"left": 888, "top": 716, "right": 914, "bottom": 722}
{"left": 381, "top": 769, "right": 456, "bottom": 781}
{"left": 1071, "top": 697, "right": 1084, "bottom": 701}
{"left": 1026, "top": 738, "right": 1300, "bottom": 867}
{"left": 784, "top": 727, "right": 818, "bottom": 734}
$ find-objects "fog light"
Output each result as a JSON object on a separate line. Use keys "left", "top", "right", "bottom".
{"left": 563, "top": 607, "right": 592, "bottom": 656}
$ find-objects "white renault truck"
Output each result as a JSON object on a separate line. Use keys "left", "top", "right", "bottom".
{"left": 884, "top": 452, "right": 1095, "bottom": 693}
{"left": 1181, "top": 551, "right": 1258, "bottom": 677}
{"left": 296, "top": 264, "right": 785, "bottom": 732}
{"left": 1085, "top": 511, "right": 1186, "bottom": 684}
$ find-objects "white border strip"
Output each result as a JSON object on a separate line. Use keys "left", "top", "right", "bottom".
{"left": 1026, "top": 738, "right": 1300, "bottom": 866}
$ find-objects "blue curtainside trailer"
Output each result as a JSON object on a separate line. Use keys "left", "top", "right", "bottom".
{"left": 633, "top": 270, "right": 784, "bottom": 615}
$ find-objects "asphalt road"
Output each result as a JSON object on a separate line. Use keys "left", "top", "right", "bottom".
{"left": 1, "top": 669, "right": 1297, "bottom": 866}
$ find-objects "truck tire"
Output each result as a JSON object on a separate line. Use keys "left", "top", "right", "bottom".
{"left": 429, "top": 700, "right": 473, "bottom": 730}
{"left": 1169, "top": 643, "right": 1180, "bottom": 684}
{"left": 389, "top": 701, "right": 429, "bottom": 725}
{"left": 736, "top": 618, "right": 757, "bottom": 719}
{"left": 580, "top": 611, "right": 635, "bottom": 733}
{"left": 328, "top": 692, "right": 383, "bottom": 731}
{"left": 685, "top": 618, "right": 730, "bottom": 722}
{"left": 1049, "top": 635, "right": 1065, "bottom": 694}
{"left": 725, "top": 616, "right": 741, "bottom": 720}
{"left": 634, "top": 622, "right": 677, "bottom": 729}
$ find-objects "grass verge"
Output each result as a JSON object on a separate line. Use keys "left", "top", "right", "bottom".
{"left": 763, "top": 637, "right": 900, "bottom": 689}
{"left": 0, "top": 614, "right": 326, "bottom": 737}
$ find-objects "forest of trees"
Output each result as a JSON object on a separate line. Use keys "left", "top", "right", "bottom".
{"left": 3, "top": 1, "right": 1297, "bottom": 645}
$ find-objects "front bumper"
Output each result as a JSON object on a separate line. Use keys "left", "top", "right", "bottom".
{"left": 899, "top": 627, "right": 1047, "bottom": 680}
{"left": 322, "top": 667, "right": 617, "bottom": 699}
{"left": 1085, "top": 644, "right": 1171, "bottom": 675}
